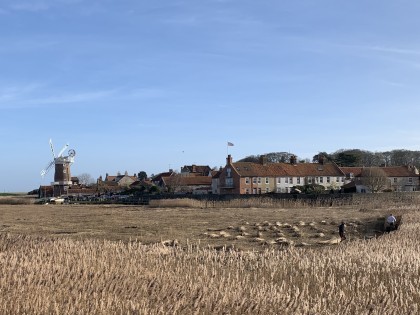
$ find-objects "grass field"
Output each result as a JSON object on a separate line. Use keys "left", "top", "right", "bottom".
{"left": 0, "top": 202, "right": 418, "bottom": 314}
{"left": 0, "top": 203, "right": 397, "bottom": 250}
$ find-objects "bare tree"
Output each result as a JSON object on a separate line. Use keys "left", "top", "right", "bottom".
{"left": 77, "top": 173, "right": 95, "bottom": 186}
{"left": 360, "top": 167, "right": 388, "bottom": 193}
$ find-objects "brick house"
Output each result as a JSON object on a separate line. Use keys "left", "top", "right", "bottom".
{"left": 215, "top": 155, "right": 346, "bottom": 195}
{"left": 180, "top": 164, "right": 212, "bottom": 176}
{"left": 159, "top": 173, "right": 212, "bottom": 194}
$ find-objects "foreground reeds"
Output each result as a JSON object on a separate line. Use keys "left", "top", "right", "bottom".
{"left": 0, "top": 212, "right": 419, "bottom": 314}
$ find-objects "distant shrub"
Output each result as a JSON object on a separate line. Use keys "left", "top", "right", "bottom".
{"left": 0, "top": 197, "right": 33, "bottom": 205}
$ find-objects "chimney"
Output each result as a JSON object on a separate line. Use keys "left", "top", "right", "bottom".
{"left": 226, "top": 155, "right": 233, "bottom": 165}
{"left": 260, "top": 155, "right": 267, "bottom": 165}
{"left": 290, "top": 155, "right": 297, "bottom": 165}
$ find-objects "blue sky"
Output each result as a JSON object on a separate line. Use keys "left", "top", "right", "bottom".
{"left": 2, "top": 0, "right": 420, "bottom": 192}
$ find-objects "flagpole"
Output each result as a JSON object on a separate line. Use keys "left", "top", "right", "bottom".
{"left": 227, "top": 141, "right": 234, "bottom": 155}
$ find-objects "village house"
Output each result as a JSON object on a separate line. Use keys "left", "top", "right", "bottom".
{"left": 214, "top": 155, "right": 346, "bottom": 195}
{"left": 96, "top": 171, "right": 139, "bottom": 194}
{"left": 154, "top": 165, "right": 214, "bottom": 194}
{"left": 340, "top": 165, "right": 420, "bottom": 193}
{"left": 180, "top": 164, "right": 212, "bottom": 176}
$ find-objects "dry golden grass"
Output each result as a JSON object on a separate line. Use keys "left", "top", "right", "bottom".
{"left": 0, "top": 202, "right": 419, "bottom": 314}
{"left": 0, "top": 203, "right": 398, "bottom": 250}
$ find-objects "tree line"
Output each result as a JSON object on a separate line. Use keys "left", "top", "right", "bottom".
{"left": 238, "top": 149, "right": 420, "bottom": 168}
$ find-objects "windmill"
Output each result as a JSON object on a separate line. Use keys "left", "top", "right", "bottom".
{"left": 41, "top": 139, "right": 76, "bottom": 197}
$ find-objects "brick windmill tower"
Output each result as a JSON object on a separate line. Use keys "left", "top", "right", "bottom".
{"left": 40, "top": 139, "right": 76, "bottom": 197}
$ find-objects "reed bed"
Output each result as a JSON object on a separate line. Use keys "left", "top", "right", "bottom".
{"left": 0, "top": 210, "right": 419, "bottom": 314}
{"left": 149, "top": 192, "right": 420, "bottom": 210}
{"left": 0, "top": 197, "right": 34, "bottom": 205}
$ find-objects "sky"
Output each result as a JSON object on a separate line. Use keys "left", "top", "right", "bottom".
{"left": 2, "top": 0, "right": 420, "bottom": 192}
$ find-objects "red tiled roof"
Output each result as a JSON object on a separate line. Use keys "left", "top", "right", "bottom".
{"left": 340, "top": 167, "right": 363, "bottom": 177}
{"left": 162, "top": 175, "right": 212, "bottom": 186}
{"left": 231, "top": 162, "right": 344, "bottom": 177}
{"left": 181, "top": 165, "right": 211, "bottom": 174}
{"left": 152, "top": 171, "right": 175, "bottom": 182}
{"left": 340, "top": 166, "right": 418, "bottom": 177}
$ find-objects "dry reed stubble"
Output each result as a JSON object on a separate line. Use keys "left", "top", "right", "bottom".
{"left": 0, "top": 210, "right": 419, "bottom": 314}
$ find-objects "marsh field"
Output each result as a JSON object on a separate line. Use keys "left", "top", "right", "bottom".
{"left": 0, "top": 197, "right": 419, "bottom": 314}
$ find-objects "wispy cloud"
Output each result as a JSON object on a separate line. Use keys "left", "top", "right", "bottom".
{"left": 361, "top": 45, "right": 420, "bottom": 56}
{"left": 27, "top": 89, "right": 118, "bottom": 105}
{"left": 0, "top": 83, "right": 44, "bottom": 103}
{"left": 9, "top": 1, "right": 50, "bottom": 12}
{"left": 331, "top": 42, "right": 420, "bottom": 59}
{"left": 0, "top": 83, "right": 168, "bottom": 109}
{"left": 3, "top": 0, "right": 85, "bottom": 12}
{"left": 0, "top": 84, "right": 117, "bottom": 109}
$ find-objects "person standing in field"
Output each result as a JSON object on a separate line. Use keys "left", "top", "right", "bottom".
{"left": 386, "top": 214, "right": 397, "bottom": 231}
{"left": 339, "top": 221, "right": 346, "bottom": 241}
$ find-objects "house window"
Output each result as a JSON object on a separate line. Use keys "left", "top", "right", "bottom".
{"left": 409, "top": 177, "right": 413, "bottom": 184}
{"left": 258, "top": 188, "right": 262, "bottom": 194}
{"left": 266, "top": 188, "right": 270, "bottom": 193}
{"left": 258, "top": 177, "right": 261, "bottom": 184}
{"left": 289, "top": 177, "right": 293, "bottom": 184}
{"left": 285, "top": 177, "right": 288, "bottom": 183}
{"left": 297, "top": 177, "right": 301, "bottom": 184}
{"left": 319, "top": 177, "right": 324, "bottom": 183}
{"left": 277, "top": 177, "right": 281, "bottom": 184}
{"left": 226, "top": 167, "right": 231, "bottom": 177}
{"left": 394, "top": 178, "right": 397, "bottom": 183}
{"left": 253, "top": 188, "right": 257, "bottom": 194}
{"left": 225, "top": 178, "right": 233, "bottom": 187}
{"left": 253, "top": 177, "right": 257, "bottom": 184}
{"left": 308, "top": 177, "right": 312, "bottom": 184}
{"left": 327, "top": 177, "right": 330, "bottom": 183}
{"left": 265, "top": 177, "right": 269, "bottom": 184}
{"left": 341, "top": 177, "right": 344, "bottom": 182}
{"left": 245, "top": 177, "right": 250, "bottom": 184}
{"left": 336, "top": 177, "right": 340, "bottom": 182}
{"left": 245, "top": 188, "right": 249, "bottom": 194}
